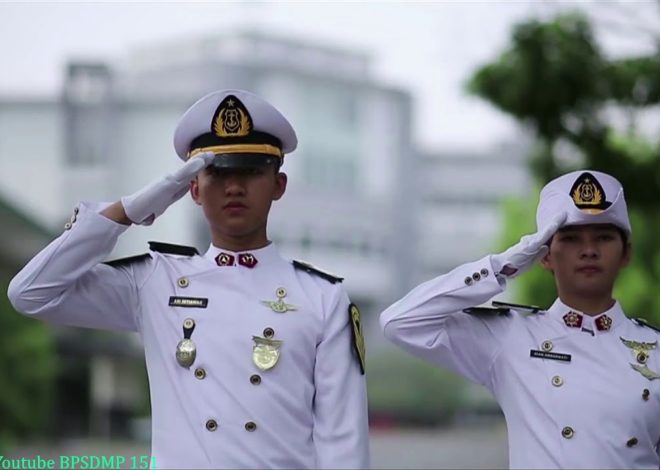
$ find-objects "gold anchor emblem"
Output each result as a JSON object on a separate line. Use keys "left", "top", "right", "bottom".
{"left": 261, "top": 287, "right": 297, "bottom": 314}
{"left": 252, "top": 336, "right": 283, "bottom": 370}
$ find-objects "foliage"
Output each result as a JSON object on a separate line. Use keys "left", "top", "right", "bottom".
{"left": 0, "top": 273, "right": 57, "bottom": 452}
{"left": 469, "top": 11, "right": 660, "bottom": 325}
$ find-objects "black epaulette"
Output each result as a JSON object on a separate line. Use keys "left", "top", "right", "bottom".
{"left": 148, "top": 241, "right": 199, "bottom": 256}
{"left": 463, "top": 306, "right": 510, "bottom": 316}
{"left": 492, "top": 300, "right": 543, "bottom": 314}
{"left": 104, "top": 253, "right": 151, "bottom": 267}
{"left": 292, "top": 260, "right": 344, "bottom": 284}
{"left": 633, "top": 317, "right": 660, "bottom": 334}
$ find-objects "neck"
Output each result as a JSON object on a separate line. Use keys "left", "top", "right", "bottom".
{"left": 211, "top": 229, "right": 270, "bottom": 253}
{"left": 558, "top": 293, "right": 616, "bottom": 316}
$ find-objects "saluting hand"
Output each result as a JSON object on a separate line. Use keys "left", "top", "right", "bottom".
{"left": 121, "top": 152, "right": 216, "bottom": 225}
{"left": 491, "top": 212, "right": 567, "bottom": 278}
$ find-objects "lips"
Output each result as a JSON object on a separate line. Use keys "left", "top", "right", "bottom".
{"left": 224, "top": 201, "right": 247, "bottom": 209}
{"left": 576, "top": 265, "right": 602, "bottom": 273}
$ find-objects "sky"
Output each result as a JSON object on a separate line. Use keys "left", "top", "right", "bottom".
{"left": 1, "top": 1, "right": 658, "bottom": 152}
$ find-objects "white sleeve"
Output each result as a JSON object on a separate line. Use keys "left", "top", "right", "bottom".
{"left": 380, "top": 255, "right": 511, "bottom": 387}
{"left": 313, "top": 286, "right": 370, "bottom": 469}
{"left": 7, "top": 202, "right": 145, "bottom": 332}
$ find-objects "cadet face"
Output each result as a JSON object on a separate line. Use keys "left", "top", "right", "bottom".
{"left": 541, "top": 224, "right": 631, "bottom": 298}
{"left": 190, "top": 164, "right": 287, "bottom": 242}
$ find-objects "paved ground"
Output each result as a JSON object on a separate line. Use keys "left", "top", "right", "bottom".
{"left": 6, "top": 422, "right": 509, "bottom": 469}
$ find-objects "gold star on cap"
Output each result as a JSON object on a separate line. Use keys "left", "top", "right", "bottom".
{"left": 569, "top": 172, "right": 612, "bottom": 214}
{"left": 213, "top": 95, "right": 252, "bottom": 138}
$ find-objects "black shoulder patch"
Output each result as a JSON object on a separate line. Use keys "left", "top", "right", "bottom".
{"left": 148, "top": 241, "right": 199, "bottom": 256}
{"left": 491, "top": 300, "right": 543, "bottom": 314}
{"left": 292, "top": 260, "right": 343, "bottom": 284}
{"left": 104, "top": 253, "right": 151, "bottom": 267}
{"left": 463, "top": 306, "right": 510, "bottom": 316}
{"left": 633, "top": 317, "right": 660, "bottom": 334}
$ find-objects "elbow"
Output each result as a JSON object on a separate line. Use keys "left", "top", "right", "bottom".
{"left": 7, "top": 275, "right": 40, "bottom": 315}
{"left": 379, "top": 310, "right": 399, "bottom": 343}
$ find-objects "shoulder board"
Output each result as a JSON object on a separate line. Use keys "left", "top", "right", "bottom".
{"left": 492, "top": 300, "right": 543, "bottom": 314}
{"left": 104, "top": 253, "right": 151, "bottom": 268}
{"left": 632, "top": 317, "right": 660, "bottom": 334}
{"left": 292, "top": 260, "right": 343, "bottom": 284}
{"left": 463, "top": 306, "right": 510, "bottom": 316}
{"left": 148, "top": 241, "right": 199, "bottom": 256}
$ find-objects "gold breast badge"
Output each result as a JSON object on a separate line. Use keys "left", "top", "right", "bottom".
{"left": 261, "top": 287, "right": 297, "bottom": 314}
{"left": 621, "top": 337, "right": 659, "bottom": 380}
{"left": 252, "top": 336, "right": 283, "bottom": 370}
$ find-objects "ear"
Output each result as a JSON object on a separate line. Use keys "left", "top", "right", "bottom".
{"left": 190, "top": 177, "right": 202, "bottom": 206}
{"left": 540, "top": 249, "right": 554, "bottom": 272}
{"left": 273, "top": 172, "right": 288, "bottom": 201}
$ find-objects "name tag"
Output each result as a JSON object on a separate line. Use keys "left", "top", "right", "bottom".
{"left": 530, "top": 349, "right": 571, "bottom": 362}
{"left": 169, "top": 296, "right": 208, "bottom": 308}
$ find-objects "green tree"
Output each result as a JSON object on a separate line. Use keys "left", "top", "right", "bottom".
{"left": 0, "top": 272, "right": 56, "bottom": 452}
{"left": 468, "top": 12, "right": 660, "bottom": 324}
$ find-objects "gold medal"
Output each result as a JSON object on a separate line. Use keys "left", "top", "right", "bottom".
{"left": 252, "top": 336, "right": 283, "bottom": 370}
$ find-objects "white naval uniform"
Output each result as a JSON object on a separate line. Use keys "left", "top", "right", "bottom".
{"left": 380, "top": 255, "right": 660, "bottom": 470}
{"left": 8, "top": 202, "right": 370, "bottom": 469}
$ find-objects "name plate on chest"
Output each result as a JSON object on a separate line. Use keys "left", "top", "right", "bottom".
{"left": 530, "top": 349, "right": 572, "bottom": 362}
{"left": 169, "top": 296, "right": 208, "bottom": 308}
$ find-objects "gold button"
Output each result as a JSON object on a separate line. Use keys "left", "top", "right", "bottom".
{"left": 206, "top": 419, "right": 218, "bottom": 432}
{"left": 250, "top": 374, "right": 261, "bottom": 385}
{"left": 464, "top": 276, "right": 473, "bottom": 286}
{"left": 245, "top": 421, "right": 257, "bottom": 432}
{"left": 183, "top": 318, "right": 195, "bottom": 329}
{"left": 472, "top": 272, "right": 481, "bottom": 282}
{"left": 263, "top": 327, "right": 275, "bottom": 339}
{"left": 64, "top": 222, "right": 72, "bottom": 230}
{"left": 552, "top": 376, "right": 564, "bottom": 387}
{"left": 626, "top": 437, "right": 638, "bottom": 447}
{"left": 561, "top": 426, "right": 574, "bottom": 439}
{"left": 642, "top": 389, "right": 650, "bottom": 401}
{"left": 637, "top": 351, "right": 648, "bottom": 364}
{"left": 178, "top": 277, "right": 189, "bottom": 288}
{"left": 541, "top": 340, "right": 553, "bottom": 352}
{"left": 480, "top": 268, "right": 489, "bottom": 277}
{"left": 194, "top": 368, "right": 206, "bottom": 380}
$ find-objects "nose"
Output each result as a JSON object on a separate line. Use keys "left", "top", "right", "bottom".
{"left": 223, "top": 173, "right": 247, "bottom": 196}
{"left": 579, "top": 238, "right": 599, "bottom": 259}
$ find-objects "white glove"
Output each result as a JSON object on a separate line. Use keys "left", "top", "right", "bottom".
{"left": 121, "top": 152, "right": 216, "bottom": 225}
{"left": 491, "top": 212, "right": 567, "bottom": 278}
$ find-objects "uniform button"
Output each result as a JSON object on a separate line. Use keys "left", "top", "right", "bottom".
{"left": 178, "top": 277, "right": 189, "bottom": 288}
{"left": 551, "top": 376, "right": 564, "bottom": 387}
{"left": 626, "top": 437, "right": 638, "bottom": 447}
{"left": 194, "top": 368, "right": 206, "bottom": 380}
{"left": 480, "top": 268, "right": 489, "bottom": 277}
{"left": 642, "top": 389, "right": 650, "bottom": 401}
{"left": 541, "top": 340, "right": 553, "bottom": 352}
{"left": 64, "top": 222, "right": 72, "bottom": 230}
{"left": 263, "top": 327, "right": 275, "bottom": 339}
{"left": 472, "top": 272, "right": 481, "bottom": 282}
{"left": 250, "top": 374, "right": 261, "bottom": 385}
{"left": 464, "top": 276, "right": 473, "bottom": 286}
{"left": 561, "top": 426, "right": 574, "bottom": 439}
{"left": 276, "top": 287, "right": 287, "bottom": 297}
{"left": 205, "top": 419, "right": 218, "bottom": 432}
{"left": 183, "top": 318, "right": 195, "bottom": 329}
{"left": 245, "top": 421, "right": 257, "bottom": 432}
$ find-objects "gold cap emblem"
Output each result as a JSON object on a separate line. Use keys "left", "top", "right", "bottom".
{"left": 569, "top": 172, "right": 611, "bottom": 214}
{"left": 212, "top": 95, "right": 252, "bottom": 138}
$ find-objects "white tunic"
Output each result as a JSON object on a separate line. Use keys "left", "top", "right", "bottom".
{"left": 8, "top": 202, "right": 369, "bottom": 469}
{"left": 380, "top": 255, "right": 660, "bottom": 469}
